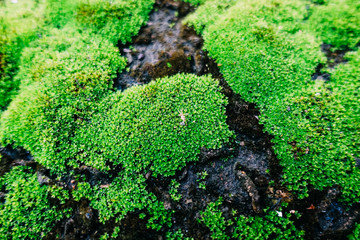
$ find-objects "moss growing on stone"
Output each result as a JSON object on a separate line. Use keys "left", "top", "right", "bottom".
{"left": 0, "top": 166, "right": 69, "bottom": 239}
{"left": 70, "top": 73, "right": 232, "bottom": 225}
{"left": 185, "top": 0, "right": 359, "bottom": 201}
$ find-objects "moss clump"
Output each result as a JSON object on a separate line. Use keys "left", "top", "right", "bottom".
{"left": 306, "top": 0, "right": 360, "bottom": 49}
{"left": 77, "top": 73, "right": 232, "bottom": 174}
{"left": 232, "top": 210, "right": 304, "bottom": 240}
{"left": 267, "top": 49, "right": 360, "bottom": 201}
{"left": 182, "top": 0, "right": 208, "bottom": 6}
{"left": 184, "top": 0, "right": 238, "bottom": 34}
{"left": 0, "top": 30, "right": 126, "bottom": 173}
{"left": 76, "top": 0, "right": 155, "bottom": 44}
{"left": 199, "top": 198, "right": 304, "bottom": 240}
{"left": 186, "top": 0, "right": 360, "bottom": 201}
{"left": 0, "top": 0, "right": 47, "bottom": 109}
{"left": 71, "top": 73, "right": 232, "bottom": 225}
{"left": 187, "top": 0, "right": 324, "bottom": 108}
{"left": 0, "top": 166, "right": 69, "bottom": 239}
{"left": 44, "top": 0, "right": 77, "bottom": 29}
{"left": 348, "top": 223, "right": 360, "bottom": 240}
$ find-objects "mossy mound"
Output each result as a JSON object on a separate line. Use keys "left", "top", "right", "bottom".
{"left": 185, "top": 0, "right": 360, "bottom": 200}
{"left": 77, "top": 73, "right": 232, "bottom": 174}
{"left": 0, "top": 30, "right": 126, "bottom": 173}
{"left": 306, "top": 0, "right": 360, "bottom": 49}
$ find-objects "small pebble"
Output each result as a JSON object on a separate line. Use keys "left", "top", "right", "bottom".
{"left": 138, "top": 53, "right": 145, "bottom": 60}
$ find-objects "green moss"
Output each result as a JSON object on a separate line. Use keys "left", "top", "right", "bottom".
{"left": 76, "top": 0, "right": 155, "bottom": 44}
{"left": 265, "top": 49, "right": 360, "bottom": 201}
{"left": 166, "top": 229, "right": 194, "bottom": 240}
{"left": 0, "top": 0, "right": 47, "bottom": 109}
{"left": 232, "top": 209, "right": 304, "bottom": 239}
{"left": 77, "top": 73, "right": 232, "bottom": 174}
{"left": 0, "top": 30, "right": 126, "bottom": 173}
{"left": 199, "top": 197, "right": 230, "bottom": 240}
{"left": 306, "top": 0, "right": 360, "bottom": 49}
{"left": 69, "top": 73, "right": 232, "bottom": 226}
{"left": 199, "top": 198, "right": 303, "bottom": 239}
{"left": 189, "top": 0, "right": 324, "bottom": 107}
{"left": 348, "top": 223, "right": 360, "bottom": 240}
{"left": 186, "top": 0, "right": 359, "bottom": 201}
{"left": 44, "top": 0, "right": 77, "bottom": 29}
{"left": 169, "top": 179, "right": 181, "bottom": 201}
{"left": 0, "top": 166, "right": 69, "bottom": 239}
{"left": 184, "top": 0, "right": 238, "bottom": 34}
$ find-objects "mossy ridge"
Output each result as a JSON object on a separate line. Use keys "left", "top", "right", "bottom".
{"left": 193, "top": 0, "right": 324, "bottom": 107}
{"left": 186, "top": 0, "right": 360, "bottom": 202}
{"left": 71, "top": 73, "right": 232, "bottom": 226}
{"left": 0, "top": 166, "right": 70, "bottom": 239}
{"left": 0, "top": 0, "right": 47, "bottom": 109}
{"left": 180, "top": 0, "right": 208, "bottom": 6}
{"left": 306, "top": 0, "right": 360, "bottom": 49}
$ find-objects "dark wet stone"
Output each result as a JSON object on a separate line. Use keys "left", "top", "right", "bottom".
{"left": 116, "top": 0, "right": 204, "bottom": 90}
{"left": 0, "top": 146, "right": 35, "bottom": 177}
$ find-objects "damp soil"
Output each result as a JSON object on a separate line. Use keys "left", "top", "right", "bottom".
{"left": 115, "top": 0, "right": 212, "bottom": 91}
{"left": 1, "top": 0, "right": 359, "bottom": 239}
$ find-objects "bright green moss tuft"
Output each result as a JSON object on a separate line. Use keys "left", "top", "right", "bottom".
{"left": 189, "top": 0, "right": 324, "bottom": 108}
{"left": 306, "top": 0, "right": 360, "bottom": 49}
{"left": 0, "top": 0, "right": 47, "bottom": 109}
{"left": 199, "top": 197, "right": 230, "bottom": 240}
{"left": 232, "top": 210, "right": 304, "bottom": 239}
{"left": 199, "top": 198, "right": 304, "bottom": 239}
{"left": 266, "top": 49, "right": 360, "bottom": 200}
{"left": 76, "top": 0, "right": 155, "bottom": 44}
{"left": 0, "top": 30, "right": 126, "bottom": 173}
{"left": 70, "top": 73, "right": 232, "bottom": 224}
{"left": 348, "top": 223, "right": 360, "bottom": 240}
{"left": 181, "top": 0, "right": 208, "bottom": 6}
{"left": 77, "top": 73, "right": 233, "bottom": 174}
{"left": 166, "top": 229, "right": 194, "bottom": 240}
{"left": 0, "top": 166, "right": 69, "bottom": 239}
{"left": 44, "top": 0, "right": 77, "bottom": 29}
{"left": 183, "top": 0, "right": 238, "bottom": 34}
